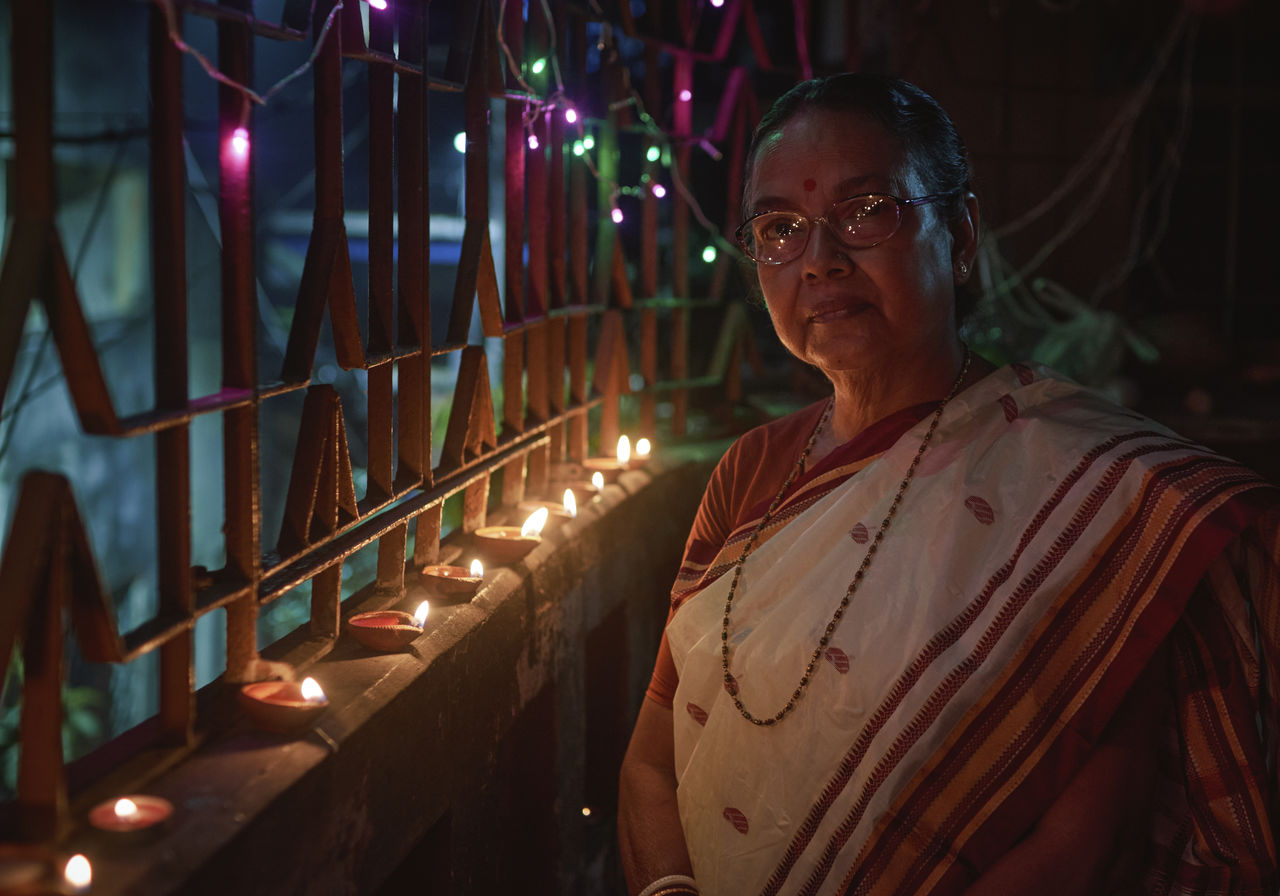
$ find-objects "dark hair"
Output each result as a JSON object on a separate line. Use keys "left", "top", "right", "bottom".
{"left": 743, "top": 73, "right": 979, "bottom": 319}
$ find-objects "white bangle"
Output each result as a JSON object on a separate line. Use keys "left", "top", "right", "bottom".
{"left": 638, "top": 874, "right": 698, "bottom": 896}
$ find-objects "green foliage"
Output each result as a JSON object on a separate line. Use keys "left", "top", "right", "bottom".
{"left": 1, "top": 654, "right": 105, "bottom": 799}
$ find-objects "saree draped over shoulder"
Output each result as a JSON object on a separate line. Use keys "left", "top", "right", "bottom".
{"left": 665, "top": 363, "right": 1280, "bottom": 896}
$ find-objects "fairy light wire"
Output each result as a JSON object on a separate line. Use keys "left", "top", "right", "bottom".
{"left": 153, "top": 0, "right": 345, "bottom": 119}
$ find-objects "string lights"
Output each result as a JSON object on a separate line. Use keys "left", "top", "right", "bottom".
{"left": 157, "top": 0, "right": 735, "bottom": 264}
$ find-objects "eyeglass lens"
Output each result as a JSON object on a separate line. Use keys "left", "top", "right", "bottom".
{"left": 741, "top": 194, "right": 903, "bottom": 264}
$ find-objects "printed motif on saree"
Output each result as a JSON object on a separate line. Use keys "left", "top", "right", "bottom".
{"left": 666, "top": 364, "right": 1280, "bottom": 895}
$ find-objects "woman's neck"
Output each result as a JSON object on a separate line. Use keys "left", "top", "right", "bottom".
{"left": 813, "top": 347, "right": 995, "bottom": 457}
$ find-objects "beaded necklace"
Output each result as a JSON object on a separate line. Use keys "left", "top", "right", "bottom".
{"left": 720, "top": 347, "right": 973, "bottom": 726}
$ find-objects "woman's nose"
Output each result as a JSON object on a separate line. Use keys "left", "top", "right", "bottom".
{"left": 801, "top": 219, "right": 853, "bottom": 278}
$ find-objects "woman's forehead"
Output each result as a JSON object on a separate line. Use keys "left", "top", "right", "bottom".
{"left": 748, "top": 109, "right": 912, "bottom": 199}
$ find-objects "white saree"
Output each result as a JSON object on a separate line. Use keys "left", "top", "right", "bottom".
{"left": 665, "top": 364, "right": 1278, "bottom": 896}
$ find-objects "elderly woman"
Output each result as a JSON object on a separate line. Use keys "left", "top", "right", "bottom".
{"left": 618, "top": 74, "right": 1280, "bottom": 896}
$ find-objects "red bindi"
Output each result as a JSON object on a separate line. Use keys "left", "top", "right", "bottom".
{"left": 803, "top": 178, "right": 817, "bottom": 192}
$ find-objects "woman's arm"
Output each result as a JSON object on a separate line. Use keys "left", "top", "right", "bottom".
{"left": 960, "top": 653, "right": 1167, "bottom": 895}
{"left": 618, "top": 696, "right": 695, "bottom": 894}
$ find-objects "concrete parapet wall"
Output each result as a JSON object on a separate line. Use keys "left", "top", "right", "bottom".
{"left": 74, "top": 459, "right": 713, "bottom": 895}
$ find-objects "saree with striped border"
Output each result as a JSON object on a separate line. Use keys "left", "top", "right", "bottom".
{"left": 665, "top": 363, "right": 1280, "bottom": 895}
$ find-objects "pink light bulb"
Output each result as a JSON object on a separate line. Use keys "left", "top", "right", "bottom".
{"left": 565, "top": 107, "right": 578, "bottom": 124}
{"left": 651, "top": 183, "right": 667, "bottom": 198}
{"left": 611, "top": 207, "right": 624, "bottom": 224}
{"left": 678, "top": 89, "right": 692, "bottom": 102}
{"left": 528, "top": 134, "right": 540, "bottom": 150}
{"left": 710, "top": 0, "right": 725, "bottom": 6}
{"left": 368, "top": 0, "right": 388, "bottom": 8}
{"left": 230, "top": 127, "right": 249, "bottom": 159}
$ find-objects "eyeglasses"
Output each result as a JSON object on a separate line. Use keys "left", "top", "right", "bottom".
{"left": 735, "top": 191, "right": 960, "bottom": 265}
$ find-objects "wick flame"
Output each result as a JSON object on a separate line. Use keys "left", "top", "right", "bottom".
{"left": 521, "top": 507, "right": 549, "bottom": 538}
{"left": 300, "top": 677, "right": 326, "bottom": 703}
{"left": 616, "top": 435, "right": 631, "bottom": 465}
{"left": 636, "top": 438, "right": 651, "bottom": 458}
{"left": 114, "top": 798, "right": 140, "bottom": 822}
{"left": 563, "top": 488, "right": 578, "bottom": 518}
{"left": 413, "top": 601, "right": 430, "bottom": 627}
{"left": 64, "top": 854, "right": 92, "bottom": 889}
{"left": 591, "top": 471, "right": 605, "bottom": 490}
{"left": 469, "top": 558, "right": 484, "bottom": 577}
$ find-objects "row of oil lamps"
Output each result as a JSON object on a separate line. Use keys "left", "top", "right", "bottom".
{"left": 0, "top": 438, "right": 651, "bottom": 894}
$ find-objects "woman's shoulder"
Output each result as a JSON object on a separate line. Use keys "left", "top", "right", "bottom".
{"left": 727, "top": 398, "right": 830, "bottom": 457}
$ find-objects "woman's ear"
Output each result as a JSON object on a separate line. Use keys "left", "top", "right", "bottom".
{"left": 950, "top": 191, "right": 980, "bottom": 282}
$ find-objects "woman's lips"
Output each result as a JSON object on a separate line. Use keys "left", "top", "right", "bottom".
{"left": 807, "top": 300, "right": 869, "bottom": 323}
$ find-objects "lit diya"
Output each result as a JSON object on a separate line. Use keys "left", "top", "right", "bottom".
{"left": 0, "top": 845, "right": 87, "bottom": 895}
{"left": 556, "top": 476, "right": 600, "bottom": 505}
{"left": 63, "top": 855, "right": 91, "bottom": 893}
{"left": 420, "top": 558, "right": 484, "bottom": 596}
{"left": 348, "top": 601, "right": 430, "bottom": 651}
{"left": 633, "top": 437, "right": 652, "bottom": 464}
{"left": 474, "top": 507, "right": 548, "bottom": 562}
{"left": 518, "top": 489, "right": 578, "bottom": 531}
{"left": 239, "top": 675, "right": 328, "bottom": 735}
{"left": 582, "top": 436, "right": 631, "bottom": 483}
{"left": 88, "top": 795, "right": 174, "bottom": 839}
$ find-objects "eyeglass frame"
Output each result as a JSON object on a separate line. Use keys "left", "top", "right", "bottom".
{"left": 734, "top": 190, "right": 962, "bottom": 265}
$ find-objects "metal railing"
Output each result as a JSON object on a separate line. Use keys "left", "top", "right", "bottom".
{"left": 0, "top": 0, "right": 774, "bottom": 843}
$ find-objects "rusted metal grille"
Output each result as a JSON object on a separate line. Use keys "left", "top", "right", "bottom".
{"left": 0, "top": 0, "right": 769, "bottom": 842}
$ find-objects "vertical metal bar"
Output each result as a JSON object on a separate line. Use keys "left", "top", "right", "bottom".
{"left": 640, "top": 309, "right": 657, "bottom": 437}
{"left": 670, "top": 54, "right": 694, "bottom": 437}
{"left": 415, "top": 503, "right": 443, "bottom": 567}
{"left": 501, "top": 455, "right": 526, "bottom": 507}
{"left": 461, "top": 477, "right": 490, "bottom": 534}
{"left": 504, "top": 331, "right": 525, "bottom": 435}
{"left": 218, "top": 0, "right": 261, "bottom": 682}
{"left": 150, "top": 4, "right": 194, "bottom": 744}
{"left": 547, "top": 96, "right": 567, "bottom": 308}
{"left": 547, "top": 319, "right": 566, "bottom": 464}
{"left": 377, "top": 523, "right": 408, "bottom": 594}
{"left": 9, "top": 0, "right": 51, "bottom": 219}
{"left": 502, "top": 0, "right": 529, "bottom": 452}
{"left": 639, "top": 42, "right": 660, "bottom": 438}
{"left": 504, "top": 0, "right": 526, "bottom": 324}
{"left": 527, "top": 119, "right": 549, "bottom": 318}
{"left": 567, "top": 11, "right": 589, "bottom": 306}
{"left": 568, "top": 316, "right": 588, "bottom": 462}
{"left": 397, "top": 0, "right": 431, "bottom": 490}
{"left": 20, "top": 548, "right": 66, "bottom": 841}
{"left": 310, "top": 564, "right": 342, "bottom": 641}
{"left": 367, "top": 11, "right": 396, "bottom": 514}
{"left": 526, "top": 320, "right": 548, "bottom": 425}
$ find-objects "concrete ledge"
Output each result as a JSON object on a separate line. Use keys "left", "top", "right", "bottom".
{"left": 68, "top": 459, "right": 714, "bottom": 895}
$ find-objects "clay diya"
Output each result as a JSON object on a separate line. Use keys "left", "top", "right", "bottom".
{"left": 633, "top": 437, "right": 652, "bottom": 465}
{"left": 420, "top": 559, "right": 484, "bottom": 597}
{"left": 474, "top": 508, "right": 548, "bottom": 563}
{"left": 88, "top": 795, "right": 173, "bottom": 840}
{"left": 582, "top": 435, "right": 631, "bottom": 483}
{"left": 554, "top": 477, "right": 600, "bottom": 505}
{"left": 347, "top": 601, "right": 430, "bottom": 651}
{"left": 0, "top": 847, "right": 90, "bottom": 895}
{"left": 518, "top": 489, "right": 578, "bottom": 531}
{"left": 239, "top": 676, "right": 328, "bottom": 735}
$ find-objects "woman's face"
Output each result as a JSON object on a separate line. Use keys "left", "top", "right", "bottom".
{"left": 745, "top": 108, "right": 975, "bottom": 379}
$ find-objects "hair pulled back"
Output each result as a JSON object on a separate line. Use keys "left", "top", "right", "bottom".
{"left": 743, "top": 73, "right": 979, "bottom": 318}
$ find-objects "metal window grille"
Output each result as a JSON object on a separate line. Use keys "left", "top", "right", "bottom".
{"left": 0, "top": 0, "right": 766, "bottom": 841}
